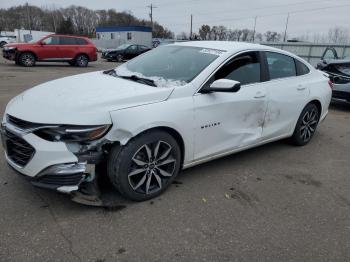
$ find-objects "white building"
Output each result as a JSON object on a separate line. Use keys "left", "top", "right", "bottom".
{"left": 94, "top": 26, "right": 152, "bottom": 50}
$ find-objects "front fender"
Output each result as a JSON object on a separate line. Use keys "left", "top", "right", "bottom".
{"left": 106, "top": 97, "right": 195, "bottom": 165}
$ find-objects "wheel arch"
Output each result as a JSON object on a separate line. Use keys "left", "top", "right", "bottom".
{"left": 17, "top": 50, "right": 38, "bottom": 61}
{"left": 308, "top": 99, "right": 322, "bottom": 116}
{"left": 74, "top": 52, "right": 90, "bottom": 61}
{"left": 110, "top": 125, "right": 186, "bottom": 168}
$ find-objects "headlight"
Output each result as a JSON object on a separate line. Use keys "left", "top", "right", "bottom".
{"left": 34, "top": 125, "right": 110, "bottom": 142}
{"left": 4, "top": 47, "right": 16, "bottom": 51}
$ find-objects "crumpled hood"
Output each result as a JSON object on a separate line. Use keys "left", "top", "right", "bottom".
{"left": 6, "top": 71, "right": 174, "bottom": 125}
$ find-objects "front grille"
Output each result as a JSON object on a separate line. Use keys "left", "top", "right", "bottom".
{"left": 36, "top": 173, "right": 84, "bottom": 186}
{"left": 4, "top": 130, "right": 35, "bottom": 167}
{"left": 7, "top": 115, "right": 43, "bottom": 130}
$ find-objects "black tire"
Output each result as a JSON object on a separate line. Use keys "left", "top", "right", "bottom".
{"left": 290, "top": 103, "right": 320, "bottom": 146}
{"left": 68, "top": 60, "right": 76, "bottom": 66}
{"left": 116, "top": 54, "right": 123, "bottom": 62}
{"left": 19, "top": 52, "right": 36, "bottom": 67}
{"left": 0, "top": 41, "right": 7, "bottom": 48}
{"left": 75, "top": 54, "right": 89, "bottom": 67}
{"left": 107, "top": 130, "right": 182, "bottom": 201}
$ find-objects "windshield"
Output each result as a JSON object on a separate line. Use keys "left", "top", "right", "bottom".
{"left": 116, "top": 45, "right": 222, "bottom": 87}
{"left": 116, "top": 44, "right": 131, "bottom": 50}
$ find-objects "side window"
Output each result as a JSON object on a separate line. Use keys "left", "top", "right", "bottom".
{"left": 266, "top": 52, "right": 296, "bottom": 80}
{"left": 212, "top": 51, "right": 261, "bottom": 86}
{"left": 42, "top": 36, "right": 59, "bottom": 45}
{"left": 295, "top": 59, "right": 310, "bottom": 76}
{"left": 322, "top": 48, "right": 338, "bottom": 60}
{"left": 140, "top": 45, "right": 149, "bottom": 51}
{"left": 75, "top": 38, "right": 87, "bottom": 45}
{"left": 59, "top": 37, "right": 77, "bottom": 45}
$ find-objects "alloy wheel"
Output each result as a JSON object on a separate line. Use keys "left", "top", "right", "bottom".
{"left": 76, "top": 55, "right": 88, "bottom": 67}
{"left": 300, "top": 108, "right": 318, "bottom": 142}
{"left": 21, "top": 54, "right": 35, "bottom": 66}
{"left": 127, "top": 140, "right": 177, "bottom": 195}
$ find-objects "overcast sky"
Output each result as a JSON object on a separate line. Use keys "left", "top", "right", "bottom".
{"left": 1, "top": 0, "right": 350, "bottom": 37}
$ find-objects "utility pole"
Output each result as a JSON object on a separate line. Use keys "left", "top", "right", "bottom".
{"left": 190, "top": 14, "right": 193, "bottom": 40}
{"left": 252, "top": 16, "right": 257, "bottom": 42}
{"left": 147, "top": 4, "right": 157, "bottom": 37}
{"left": 283, "top": 13, "right": 290, "bottom": 42}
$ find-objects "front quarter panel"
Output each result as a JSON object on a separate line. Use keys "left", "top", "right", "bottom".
{"left": 107, "top": 96, "right": 195, "bottom": 165}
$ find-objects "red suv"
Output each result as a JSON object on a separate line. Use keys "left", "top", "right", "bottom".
{"left": 2, "top": 34, "right": 98, "bottom": 67}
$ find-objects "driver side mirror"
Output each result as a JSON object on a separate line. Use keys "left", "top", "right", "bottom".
{"left": 201, "top": 79, "right": 241, "bottom": 93}
{"left": 39, "top": 41, "right": 46, "bottom": 46}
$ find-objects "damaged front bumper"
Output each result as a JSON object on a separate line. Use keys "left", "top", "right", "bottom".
{"left": 2, "top": 48, "right": 17, "bottom": 61}
{"left": 1, "top": 119, "right": 109, "bottom": 194}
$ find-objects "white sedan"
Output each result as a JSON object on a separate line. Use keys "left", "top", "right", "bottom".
{"left": 1, "top": 41, "right": 332, "bottom": 201}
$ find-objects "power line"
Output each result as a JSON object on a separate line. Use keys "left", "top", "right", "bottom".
{"left": 167, "top": 3, "right": 350, "bottom": 27}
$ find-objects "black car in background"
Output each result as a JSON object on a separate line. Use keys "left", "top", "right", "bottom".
{"left": 101, "top": 44, "right": 151, "bottom": 62}
{"left": 316, "top": 47, "right": 350, "bottom": 104}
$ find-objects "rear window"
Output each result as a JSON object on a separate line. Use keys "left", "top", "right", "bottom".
{"left": 266, "top": 52, "right": 296, "bottom": 80}
{"left": 76, "top": 38, "right": 88, "bottom": 45}
{"left": 295, "top": 59, "right": 310, "bottom": 76}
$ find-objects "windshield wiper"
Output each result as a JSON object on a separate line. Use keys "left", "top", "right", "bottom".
{"left": 103, "top": 69, "right": 117, "bottom": 76}
{"left": 103, "top": 69, "right": 157, "bottom": 87}
{"left": 119, "top": 75, "right": 157, "bottom": 87}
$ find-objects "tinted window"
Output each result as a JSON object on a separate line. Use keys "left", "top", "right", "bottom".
{"left": 266, "top": 52, "right": 296, "bottom": 80}
{"left": 59, "top": 37, "right": 77, "bottom": 45}
{"left": 214, "top": 52, "right": 261, "bottom": 85}
{"left": 42, "top": 36, "right": 59, "bottom": 45}
{"left": 140, "top": 45, "right": 149, "bottom": 51}
{"left": 295, "top": 59, "right": 310, "bottom": 76}
{"left": 76, "top": 38, "right": 87, "bottom": 45}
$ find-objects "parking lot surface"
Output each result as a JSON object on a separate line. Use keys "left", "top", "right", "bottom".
{"left": 0, "top": 55, "right": 350, "bottom": 262}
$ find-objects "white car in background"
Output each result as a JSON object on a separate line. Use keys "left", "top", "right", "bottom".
{"left": 1, "top": 41, "right": 332, "bottom": 201}
{"left": 0, "top": 35, "right": 16, "bottom": 48}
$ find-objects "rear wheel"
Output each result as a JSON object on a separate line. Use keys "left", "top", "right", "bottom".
{"left": 19, "top": 52, "right": 36, "bottom": 67}
{"left": 75, "top": 54, "right": 89, "bottom": 67}
{"left": 290, "top": 103, "right": 320, "bottom": 146}
{"left": 107, "top": 131, "right": 181, "bottom": 201}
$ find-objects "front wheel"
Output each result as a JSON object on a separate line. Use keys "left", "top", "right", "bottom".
{"left": 19, "top": 52, "right": 36, "bottom": 67}
{"left": 290, "top": 103, "right": 320, "bottom": 146}
{"left": 107, "top": 131, "right": 181, "bottom": 201}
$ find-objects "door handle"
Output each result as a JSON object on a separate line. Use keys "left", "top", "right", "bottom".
{"left": 254, "top": 92, "right": 266, "bottom": 99}
{"left": 297, "top": 85, "right": 306, "bottom": 91}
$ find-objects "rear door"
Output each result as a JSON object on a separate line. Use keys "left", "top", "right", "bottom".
{"left": 261, "top": 51, "right": 310, "bottom": 139}
{"left": 57, "top": 36, "right": 78, "bottom": 60}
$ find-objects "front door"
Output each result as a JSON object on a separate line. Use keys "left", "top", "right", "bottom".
{"left": 36, "top": 36, "right": 60, "bottom": 60}
{"left": 193, "top": 51, "right": 268, "bottom": 160}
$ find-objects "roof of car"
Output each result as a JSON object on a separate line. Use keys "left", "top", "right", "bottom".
{"left": 173, "top": 41, "right": 279, "bottom": 53}
{"left": 47, "top": 34, "right": 88, "bottom": 39}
